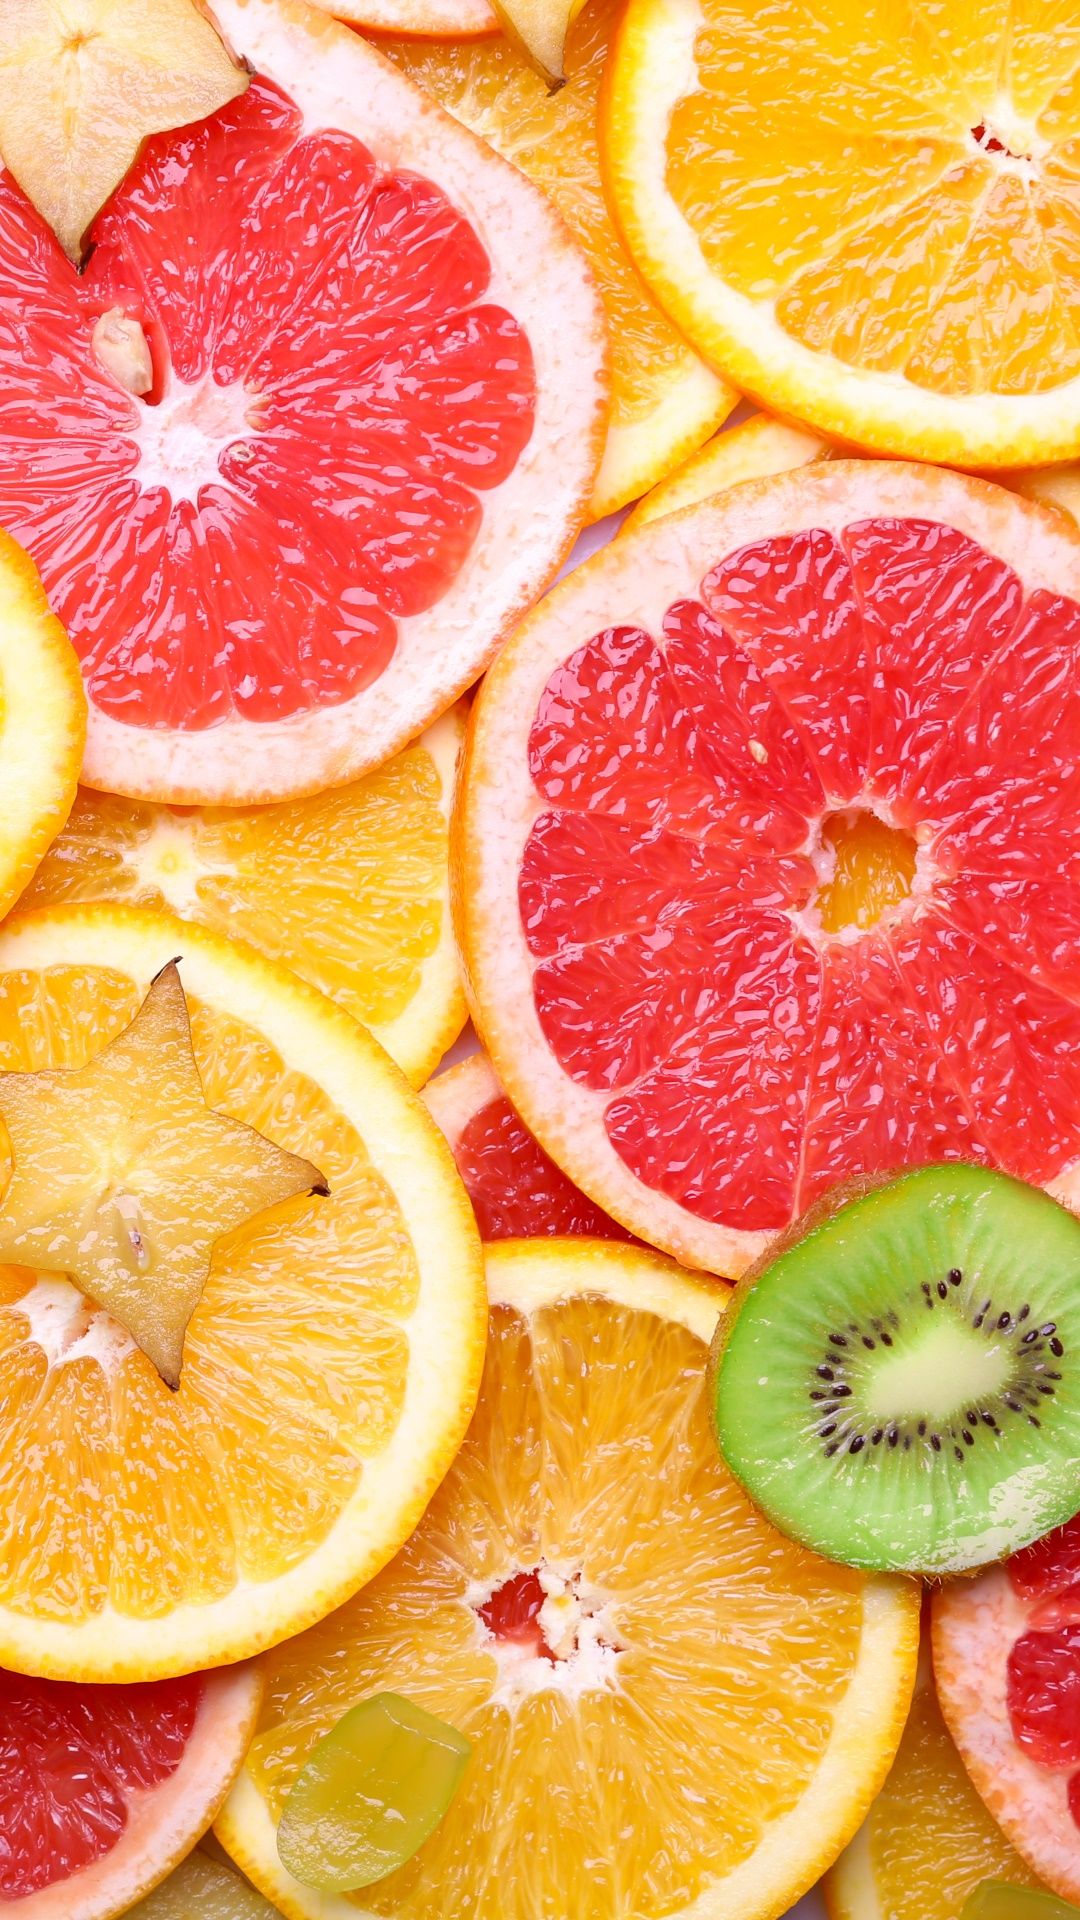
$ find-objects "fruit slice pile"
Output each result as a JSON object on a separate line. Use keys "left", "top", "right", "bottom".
{"left": 219, "top": 1240, "right": 918, "bottom": 1920}
{"left": 603, "top": 0, "right": 1080, "bottom": 468}
{"left": 459, "top": 461, "right": 1080, "bottom": 1273}
{"left": 0, "top": 905, "right": 483, "bottom": 1682}
{"left": 21, "top": 710, "right": 465, "bottom": 1087}
{"left": 0, "top": 0, "right": 604, "bottom": 805}
{"left": 936, "top": 1515, "right": 1080, "bottom": 1903}
{"left": 424, "top": 1051, "right": 631, "bottom": 1238}
{"left": 379, "top": 0, "right": 733, "bottom": 517}
{"left": 0, "top": 1661, "right": 260, "bottom": 1918}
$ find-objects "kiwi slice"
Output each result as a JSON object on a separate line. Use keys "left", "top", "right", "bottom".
{"left": 710, "top": 1165, "right": 1080, "bottom": 1575}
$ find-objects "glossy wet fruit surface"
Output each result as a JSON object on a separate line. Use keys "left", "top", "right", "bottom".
{"left": 131, "top": 1847, "right": 281, "bottom": 1918}
{"left": 962, "top": 1885, "right": 1080, "bottom": 1920}
{"left": 460, "top": 462, "right": 1080, "bottom": 1274}
{"left": 935, "top": 1515, "right": 1080, "bottom": 1902}
{"left": 220, "top": 1240, "right": 917, "bottom": 1920}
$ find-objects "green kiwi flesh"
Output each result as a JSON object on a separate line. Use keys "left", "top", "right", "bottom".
{"left": 710, "top": 1165, "right": 1080, "bottom": 1575}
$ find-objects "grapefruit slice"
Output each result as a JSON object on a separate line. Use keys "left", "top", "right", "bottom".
{"left": 603, "top": 1, "right": 1080, "bottom": 470}
{"left": 0, "top": 903, "right": 484, "bottom": 1683}
{"left": 218, "top": 1238, "right": 918, "bottom": 1920}
{"left": 378, "top": 0, "right": 733, "bottom": 516}
{"left": 0, "top": 0, "right": 605, "bottom": 805}
{"left": 19, "top": 709, "right": 465, "bottom": 1088}
{"left": 457, "top": 460, "right": 1080, "bottom": 1274}
{"left": 0, "top": 1660, "right": 260, "bottom": 1918}
{"left": 826, "top": 1630, "right": 1037, "bottom": 1920}
{"left": 934, "top": 1515, "right": 1080, "bottom": 1905}
{"left": 424, "top": 1050, "right": 632, "bottom": 1239}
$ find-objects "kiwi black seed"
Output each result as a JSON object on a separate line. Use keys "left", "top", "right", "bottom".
{"left": 709, "top": 1164, "right": 1080, "bottom": 1575}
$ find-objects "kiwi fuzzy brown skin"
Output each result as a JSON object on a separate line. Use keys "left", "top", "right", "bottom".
{"left": 709, "top": 1164, "right": 1080, "bottom": 1578}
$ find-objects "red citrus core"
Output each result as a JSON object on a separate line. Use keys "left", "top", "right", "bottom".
{"left": 477, "top": 1571, "right": 556, "bottom": 1662}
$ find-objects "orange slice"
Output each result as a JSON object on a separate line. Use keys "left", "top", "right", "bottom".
{"left": 603, "top": 3, "right": 1080, "bottom": 469}
{"left": 0, "top": 531, "right": 84, "bottom": 920}
{"left": 379, "top": 0, "right": 734, "bottom": 519}
{"left": 218, "top": 1237, "right": 918, "bottom": 1920}
{"left": 825, "top": 1633, "right": 1037, "bottom": 1920}
{"left": 20, "top": 710, "right": 465, "bottom": 1088}
{"left": 0, "top": 903, "right": 484, "bottom": 1683}
{"left": 628, "top": 413, "right": 831, "bottom": 530}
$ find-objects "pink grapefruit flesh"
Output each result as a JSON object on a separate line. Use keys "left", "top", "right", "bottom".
{"left": 424, "top": 1051, "right": 632, "bottom": 1240}
{"left": 459, "top": 462, "right": 1080, "bottom": 1274}
{"left": 0, "top": 0, "right": 605, "bottom": 804}
{"left": 935, "top": 1517, "right": 1080, "bottom": 1904}
{"left": 0, "top": 1660, "right": 260, "bottom": 1918}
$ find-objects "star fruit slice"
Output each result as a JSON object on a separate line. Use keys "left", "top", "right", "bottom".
{"left": 0, "top": 959, "right": 325, "bottom": 1387}
{"left": 0, "top": 0, "right": 248, "bottom": 263}
{"left": 491, "top": 0, "right": 584, "bottom": 84}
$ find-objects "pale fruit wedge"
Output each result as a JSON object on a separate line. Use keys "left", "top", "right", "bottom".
{"left": 826, "top": 1635, "right": 1037, "bottom": 1920}
{"left": 20, "top": 710, "right": 466, "bottom": 1088}
{"left": 379, "top": 0, "right": 733, "bottom": 520}
{"left": 0, "top": 903, "right": 484, "bottom": 1683}
{"left": 628, "top": 413, "right": 831, "bottom": 530}
{"left": 0, "top": 530, "right": 84, "bottom": 920}
{"left": 602, "top": 1, "right": 1080, "bottom": 468}
{"left": 1, "top": 1662, "right": 261, "bottom": 1919}
{"left": 309, "top": 0, "right": 496, "bottom": 34}
{"left": 218, "top": 1237, "right": 918, "bottom": 1920}
{"left": 491, "top": 0, "right": 580, "bottom": 84}
{"left": 132, "top": 1848, "right": 281, "bottom": 1918}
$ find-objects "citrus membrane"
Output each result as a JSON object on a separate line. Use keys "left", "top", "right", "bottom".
{"left": 0, "top": 0, "right": 605, "bottom": 803}
{"left": 20, "top": 710, "right": 467, "bottom": 1088}
{"left": 712, "top": 1166, "right": 1080, "bottom": 1575}
{"left": 423, "top": 1052, "right": 632, "bottom": 1239}
{"left": 0, "top": 904, "right": 484, "bottom": 1683}
{"left": 935, "top": 1513, "right": 1080, "bottom": 1904}
{"left": 378, "top": 0, "right": 731, "bottom": 519}
{"left": 0, "top": 1662, "right": 260, "bottom": 1917}
{"left": 963, "top": 1890, "right": 1080, "bottom": 1920}
{"left": 218, "top": 1239, "right": 917, "bottom": 1920}
{"left": 458, "top": 460, "right": 1080, "bottom": 1274}
{"left": 603, "top": 0, "right": 1080, "bottom": 467}
{"left": 276, "top": 1694, "right": 470, "bottom": 1892}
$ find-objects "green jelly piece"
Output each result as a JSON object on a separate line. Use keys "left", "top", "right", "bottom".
{"left": 962, "top": 1881, "right": 1080, "bottom": 1920}
{"left": 276, "top": 1692, "right": 471, "bottom": 1893}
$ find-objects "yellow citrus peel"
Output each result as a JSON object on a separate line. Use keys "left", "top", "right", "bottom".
{"left": 0, "top": 959, "right": 325, "bottom": 1388}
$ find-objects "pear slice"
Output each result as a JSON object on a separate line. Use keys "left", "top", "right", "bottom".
{"left": 0, "top": 0, "right": 248, "bottom": 263}
{"left": 491, "top": 0, "right": 582, "bottom": 86}
{"left": 0, "top": 960, "right": 326, "bottom": 1388}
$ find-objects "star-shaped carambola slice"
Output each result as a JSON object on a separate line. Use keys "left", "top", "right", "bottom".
{"left": 0, "top": 959, "right": 326, "bottom": 1387}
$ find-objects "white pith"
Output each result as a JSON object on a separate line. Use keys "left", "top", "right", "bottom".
{"left": 467, "top": 1562, "right": 624, "bottom": 1709}
{"left": 15, "top": 1274, "right": 136, "bottom": 1376}
{"left": 130, "top": 814, "right": 229, "bottom": 915}
{"left": 131, "top": 372, "right": 261, "bottom": 507}
{"left": 461, "top": 463, "right": 1080, "bottom": 1277}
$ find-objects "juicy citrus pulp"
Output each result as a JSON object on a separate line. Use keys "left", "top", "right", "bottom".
{"left": 20, "top": 710, "right": 466, "bottom": 1088}
{"left": 378, "top": 0, "right": 732, "bottom": 518}
{"left": 219, "top": 1238, "right": 917, "bottom": 1920}
{"left": 458, "top": 460, "right": 1080, "bottom": 1275}
{"left": 276, "top": 1694, "right": 470, "bottom": 1892}
{"left": 0, "top": 1661, "right": 260, "bottom": 1918}
{"left": 0, "top": 0, "right": 604, "bottom": 803}
{"left": 935, "top": 1515, "right": 1080, "bottom": 1904}
{"left": 423, "top": 1052, "right": 631, "bottom": 1240}
{"left": 604, "top": 0, "right": 1080, "bottom": 467}
{"left": 132, "top": 1848, "right": 281, "bottom": 1918}
{"left": 0, "top": 904, "right": 484, "bottom": 1682}
{"left": 0, "top": 530, "right": 85, "bottom": 922}
{"left": 825, "top": 1634, "right": 1036, "bottom": 1920}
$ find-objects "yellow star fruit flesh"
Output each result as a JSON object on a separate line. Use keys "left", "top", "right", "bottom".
{"left": 491, "top": 0, "right": 586, "bottom": 85}
{"left": 0, "top": 960, "right": 326, "bottom": 1388}
{"left": 0, "top": 0, "right": 248, "bottom": 263}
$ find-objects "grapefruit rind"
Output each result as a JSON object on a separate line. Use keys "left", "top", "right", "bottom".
{"left": 456, "top": 459, "right": 1080, "bottom": 1275}
{"left": 627, "top": 413, "right": 831, "bottom": 531}
{"left": 421, "top": 1050, "right": 500, "bottom": 1150}
{"left": 934, "top": 1571, "right": 1080, "bottom": 1904}
{"left": 81, "top": 0, "right": 608, "bottom": 805}
{"left": 601, "top": 0, "right": 1080, "bottom": 471}
{"left": 14, "top": 1663, "right": 262, "bottom": 1920}
{"left": 0, "top": 904, "right": 486, "bottom": 1683}
{"left": 0, "top": 531, "right": 86, "bottom": 921}
{"left": 218, "top": 1237, "right": 918, "bottom": 1920}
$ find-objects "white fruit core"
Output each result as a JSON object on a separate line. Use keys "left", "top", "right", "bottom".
{"left": 470, "top": 1565, "right": 623, "bottom": 1711}
{"left": 865, "top": 1314, "right": 1012, "bottom": 1424}
{"left": 132, "top": 818, "right": 226, "bottom": 916}
{"left": 19, "top": 1274, "right": 134, "bottom": 1373}
{"left": 131, "top": 374, "right": 262, "bottom": 506}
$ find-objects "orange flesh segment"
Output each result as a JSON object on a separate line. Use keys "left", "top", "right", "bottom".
{"left": 666, "top": 2, "right": 1080, "bottom": 394}
{"left": 815, "top": 811, "right": 918, "bottom": 934}
{"left": 249, "top": 1297, "right": 867, "bottom": 1918}
{"left": 0, "top": 968, "right": 417, "bottom": 1620}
